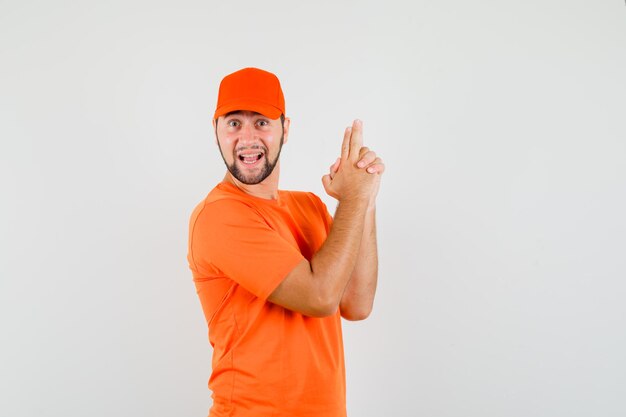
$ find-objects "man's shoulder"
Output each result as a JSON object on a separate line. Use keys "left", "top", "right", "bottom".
{"left": 189, "top": 184, "right": 257, "bottom": 226}
{"left": 204, "top": 182, "right": 250, "bottom": 204}
{"left": 282, "top": 189, "right": 324, "bottom": 205}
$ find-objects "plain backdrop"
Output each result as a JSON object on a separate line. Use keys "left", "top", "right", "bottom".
{"left": 1, "top": 1, "right": 625, "bottom": 416}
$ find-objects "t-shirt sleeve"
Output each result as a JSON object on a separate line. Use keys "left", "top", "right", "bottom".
{"left": 189, "top": 198, "right": 305, "bottom": 300}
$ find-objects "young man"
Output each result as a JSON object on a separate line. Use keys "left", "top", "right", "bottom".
{"left": 187, "top": 67, "right": 384, "bottom": 417}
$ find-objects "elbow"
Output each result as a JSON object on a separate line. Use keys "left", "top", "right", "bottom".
{"left": 340, "top": 297, "right": 374, "bottom": 321}
{"left": 340, "top": 307, "right": 372, "bottom": 321}
{"left": 307, "top": 298, "right": 340, "bottom": 318}
{"left": 305, "top": 289, "right": 341, "bottom": 318}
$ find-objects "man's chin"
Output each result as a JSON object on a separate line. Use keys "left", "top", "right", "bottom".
{"left": 228, "top": 167, "right": 267, "bottom": 185}
{"left": 235, "top": 175, "right": 264, "bottom": 185}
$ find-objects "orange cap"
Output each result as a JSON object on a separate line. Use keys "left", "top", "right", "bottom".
{"left": 213, "top": 67, "right": 285, "bottom": 120}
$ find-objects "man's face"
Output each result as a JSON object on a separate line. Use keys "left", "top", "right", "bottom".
{"left": 214, "top": 111, "right": 289, "bottom": 185}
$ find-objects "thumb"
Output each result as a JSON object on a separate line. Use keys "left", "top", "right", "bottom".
{"left": 330, "top": 158, "right": 341, "bottom": 175}
{"left": 321, "top": 174, "right": 332, "bottom": 193}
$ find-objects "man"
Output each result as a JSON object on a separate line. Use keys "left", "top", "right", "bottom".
{"left": 187, "top": 67, "right": 384, "bottom": 417}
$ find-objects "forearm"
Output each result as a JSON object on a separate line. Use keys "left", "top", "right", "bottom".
{"left": 268, "top": 120, "right": 382, "bottom": 318}
{"left": 339, "top": 207, "right": 378, "bottom": 320}
{"left": 309, "top": 198, "right": 369, "bottom": 309}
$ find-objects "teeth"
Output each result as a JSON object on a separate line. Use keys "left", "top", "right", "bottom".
{"left": 239, "top": 152, "right": 263, "bottom": 164}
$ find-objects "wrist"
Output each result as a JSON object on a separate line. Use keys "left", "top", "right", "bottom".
{"left": 339, "top": 195, "right": 370, "bottom": 206}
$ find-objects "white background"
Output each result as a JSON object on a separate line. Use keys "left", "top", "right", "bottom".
{"left": 1, "top": 1, "right": 625, "bottom": 416}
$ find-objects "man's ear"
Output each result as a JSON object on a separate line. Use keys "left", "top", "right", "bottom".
{"left": 212, "top": 118, "right": 217, "bottom": 144}
{"left": 282, "top": 116, "right": 291, "bottom": 145}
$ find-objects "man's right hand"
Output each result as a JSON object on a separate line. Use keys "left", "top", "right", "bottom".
{"left": 322, "top": 120, "right": 377, "bottom": 203}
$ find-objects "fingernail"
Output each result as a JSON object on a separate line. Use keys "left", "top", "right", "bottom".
{"left": 355, "top": 119, "right": 362, "bottom": 126}
{"left": 358, "top": 161, "right": 365, "bottom": 168}
{"left": 367, "top": 167, "right": 374, "bottom": 173}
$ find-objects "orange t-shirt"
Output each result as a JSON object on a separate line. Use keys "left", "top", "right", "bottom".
{"left": 187, "top": 181, "right": 346, "bottom": 417}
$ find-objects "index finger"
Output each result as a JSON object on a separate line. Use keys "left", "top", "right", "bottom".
{"left": 340, "top": 126, "right": 351, "bottom": 161}
{"left": 349, "top": 119, "right": 363, "bottom": 160}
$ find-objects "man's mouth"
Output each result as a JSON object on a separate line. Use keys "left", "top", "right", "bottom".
{"left": 238, "top": 151, "right": 265, "bottom": 165}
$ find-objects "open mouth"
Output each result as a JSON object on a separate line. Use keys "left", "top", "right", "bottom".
{"left": 238, "top": 152, "right": 265, "bottom": 165}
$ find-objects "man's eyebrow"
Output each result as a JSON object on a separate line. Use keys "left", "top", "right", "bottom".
{"left": 223, "top": 111, "right": 264, "bottom": 118}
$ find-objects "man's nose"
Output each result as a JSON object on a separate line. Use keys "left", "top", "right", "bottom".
{"left": 239, "top": 123, "right": 256, "bottom": 144}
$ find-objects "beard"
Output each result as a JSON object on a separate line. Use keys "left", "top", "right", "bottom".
{"left": 217, "top": 134, "right": 284, "bottom": 185}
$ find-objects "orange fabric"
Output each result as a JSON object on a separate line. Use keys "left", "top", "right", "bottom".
{"left": 213, "top": 67, "right": 285, "bottom": 120}
{"left": 187, "top": 181, "right": 346, "bottom": 417}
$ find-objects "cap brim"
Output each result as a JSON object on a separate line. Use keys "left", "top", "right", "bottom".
{"left": 214, "top": 99, "right": 283, "bottom": 120}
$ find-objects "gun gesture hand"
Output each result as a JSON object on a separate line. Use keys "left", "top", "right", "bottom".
{"left": 322, "top": 120, "right": 384, "bottom": 207}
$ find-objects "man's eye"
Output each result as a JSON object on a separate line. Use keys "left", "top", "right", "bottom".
{"left": 257, "top": 120, "right": 269, "bottom": 127}
{"left": 227, "top": 120, "right": 239, "bottom": 127}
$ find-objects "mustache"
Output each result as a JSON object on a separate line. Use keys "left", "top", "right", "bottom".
{"left": 234, "top": 144, "right": 267, "bottom": 154}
